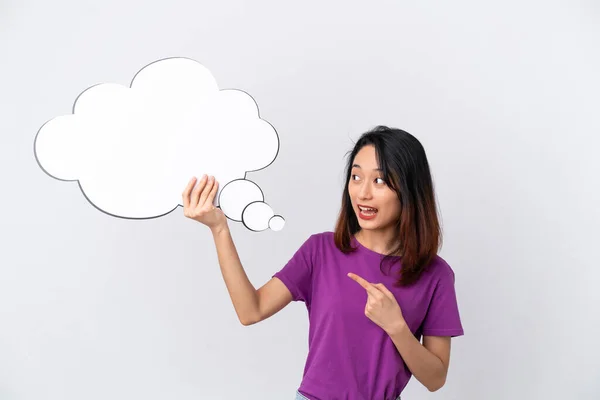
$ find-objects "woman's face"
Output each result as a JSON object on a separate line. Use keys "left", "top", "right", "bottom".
{"left": 348, "top": 145, "right": 401, "bottom": 232}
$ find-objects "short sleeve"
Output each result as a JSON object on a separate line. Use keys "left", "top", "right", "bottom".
{"left": 421, "top": 265, "right": 464, "bottom": 337}
{"left": 272, "top": 234, "right": 318, "bottom": 306}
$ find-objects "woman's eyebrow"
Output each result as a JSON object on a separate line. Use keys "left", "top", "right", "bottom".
{"left": 352, "top": 164, "right": 382, "bottom": 171}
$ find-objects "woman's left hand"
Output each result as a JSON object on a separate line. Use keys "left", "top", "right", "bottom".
{"left": 347, "top": 272, "right": 406, "bottom": 335}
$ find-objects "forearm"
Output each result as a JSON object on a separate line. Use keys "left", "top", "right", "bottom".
{"left": 388, "top": 324, "right": 446, "bottom": 392}
{"left": 211, "top": 225, "right": 259, "bottom": 325}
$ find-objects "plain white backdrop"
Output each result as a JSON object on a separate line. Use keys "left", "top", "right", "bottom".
{"left": 1, "top": 1, "right": 599, "bottom": 399}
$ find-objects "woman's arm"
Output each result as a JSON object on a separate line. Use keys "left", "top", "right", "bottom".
{"left": 388, "top": 325, "right": 451, "bottom": 392}
{"left": 211, "top": 225, "right": 293, "bottom": 325}
{"left": 182, "top": 175, "right": 292, "bottom": 326}
{"left": 346, "top": 272, "right": 453, "bottom": 392}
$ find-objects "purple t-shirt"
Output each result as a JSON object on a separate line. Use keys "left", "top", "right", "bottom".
{"left": 272, "top": 231, "right": 464, "bottom": 400}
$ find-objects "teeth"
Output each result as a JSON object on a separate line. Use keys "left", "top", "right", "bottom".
{"left": 359, "top": 206, "right": 377, "bottom": 212}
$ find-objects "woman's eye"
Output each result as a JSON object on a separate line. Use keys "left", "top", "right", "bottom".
{"left": 375, "top": 178, "right": 385, "bottom": 184}
{"left": 351, "top": 175, "right": 360, "bottom": 181}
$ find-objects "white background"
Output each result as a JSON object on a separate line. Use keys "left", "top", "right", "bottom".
{"left": 1, "top": 0, "right": 599, "bottom": 398}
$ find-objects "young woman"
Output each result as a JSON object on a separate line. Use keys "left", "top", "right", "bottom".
{"left": 182, "top": 126, "right": 464, "bottom": 400}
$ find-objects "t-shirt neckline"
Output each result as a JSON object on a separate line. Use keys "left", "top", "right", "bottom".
{"left": 351, "top": 235, "right": 401, "bottom": 259}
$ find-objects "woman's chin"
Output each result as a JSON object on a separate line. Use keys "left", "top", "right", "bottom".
{"left": 358, "top": 220, "right": 378, "bottom": 230}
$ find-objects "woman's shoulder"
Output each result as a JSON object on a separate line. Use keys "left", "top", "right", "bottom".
{"left": 296, "top": 231, "right": 337, "bottom": 252}
{"left": 300, "top": 230, "right": 335, "bottom": 243}
{"left": 310, "top": 230, "right": 335, "bottom": 240}
{"left": 422, "top": 254, "right": 458, "bottom": 284}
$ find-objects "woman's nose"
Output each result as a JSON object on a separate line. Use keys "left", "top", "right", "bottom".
{"left": 358, "top": 183, "right": 373, "bottom": 199}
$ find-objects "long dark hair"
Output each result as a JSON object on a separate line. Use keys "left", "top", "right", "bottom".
{"left": 334, "top": 125, "right": 442, "bottom": 287}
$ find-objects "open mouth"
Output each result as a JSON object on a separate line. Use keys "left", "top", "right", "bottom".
{"left": 358, "top": 205, "right": 378, "bottom": 218}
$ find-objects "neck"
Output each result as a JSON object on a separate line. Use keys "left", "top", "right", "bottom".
{"left": 355, "top": 227, "right": 400, "bottom": 255}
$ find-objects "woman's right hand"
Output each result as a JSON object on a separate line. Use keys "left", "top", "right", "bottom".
{"left": 182, "top": 175, "right": 227, "bottom": 233}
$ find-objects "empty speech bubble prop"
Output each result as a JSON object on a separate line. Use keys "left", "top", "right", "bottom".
{"left": 34, "top": 57, "right": 284, "bottom": 231}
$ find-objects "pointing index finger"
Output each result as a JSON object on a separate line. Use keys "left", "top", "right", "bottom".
{"left": 347, "top": 273, "right": 378, "bottom": 296}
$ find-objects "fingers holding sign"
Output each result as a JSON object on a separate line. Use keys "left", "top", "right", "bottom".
{"left": 347, "top": 272, "right": 406, "bottom": 335}
{"left": 182, "top": 175, "right": 227, "bottom": 231}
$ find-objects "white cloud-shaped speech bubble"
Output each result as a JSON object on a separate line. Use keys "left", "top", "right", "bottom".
{"left": 219, "top": 179, "right": 285, "bottom": 232}
{"left": 34, "top": 57, "right": 284, "bottom": 231}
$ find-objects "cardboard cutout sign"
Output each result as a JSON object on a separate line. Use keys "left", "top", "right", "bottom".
{"left": 34, "top": 57, "right": 284, "bottom": 231}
